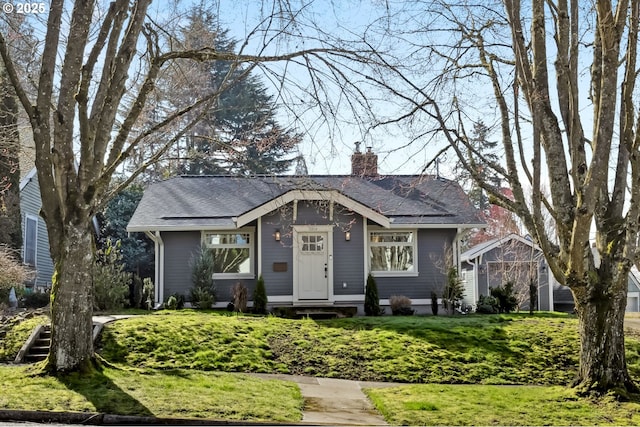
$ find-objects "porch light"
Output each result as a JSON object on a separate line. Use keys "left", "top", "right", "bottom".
{"left": 345, "top": 231, "right": 351, "bottom": 241}
{"left": 274, "top": 230, "right": 281, "bottom": 241}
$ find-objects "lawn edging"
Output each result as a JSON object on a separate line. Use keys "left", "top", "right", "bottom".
{"left": 0, "top": 409, "right": 303, "bottom": 425}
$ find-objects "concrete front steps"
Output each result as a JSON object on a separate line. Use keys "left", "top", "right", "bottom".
{"left": 15, "top": 322, "right": 104, "bottom": 364}
{"left": 24, "top": 324, "right": 51, "bottom": 363}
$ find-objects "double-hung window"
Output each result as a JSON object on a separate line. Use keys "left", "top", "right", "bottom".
{"left": 203, "top": 229, "right": 254, "bottom": 279}
{"left": 368, "top": 230, "right": 417, "bottom": 275}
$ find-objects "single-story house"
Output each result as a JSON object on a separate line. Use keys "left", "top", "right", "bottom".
{"left": 19, "top": 167, "right": 54, "bottom": 289}
{"left": 127, "top": 148, "right": 485, "bottom": 313}
{"left": 461, "top": 233, "right": 640, "bottom": 313}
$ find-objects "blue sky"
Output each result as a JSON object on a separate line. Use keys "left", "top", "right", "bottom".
{"left": 204, "top": 0, "right": 451, "bottom": 176}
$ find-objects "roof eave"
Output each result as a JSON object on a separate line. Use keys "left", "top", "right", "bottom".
{"left": 126, "top": 224, "right": 239, "bottom": 233}
{"left": 388, "top": 222, "right": 487, "bottom": 229}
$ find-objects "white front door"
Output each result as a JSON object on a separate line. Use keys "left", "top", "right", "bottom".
{"left": 296, "top": 231, "right": 330, "bottom": 300}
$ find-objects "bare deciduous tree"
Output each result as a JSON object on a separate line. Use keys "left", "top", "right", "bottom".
{"left": 0, "top": 0, "right": 383, "bottom": 373}
{"left": 368, "top": 0, "right": 640, "bottom": 395}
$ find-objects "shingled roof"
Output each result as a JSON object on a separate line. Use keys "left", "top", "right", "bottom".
{"left": 127, "top": 174, "right": 485, "bottom": 231}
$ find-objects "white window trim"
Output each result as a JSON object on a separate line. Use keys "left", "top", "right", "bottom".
{"left": 201, "top": 227, "right": 255, "bottom": 280}
{"left": 368, "top": 228, "right": 419, "bottom": 277}
{"left": 24, "top": 214, "right": 38, "bottom": 267}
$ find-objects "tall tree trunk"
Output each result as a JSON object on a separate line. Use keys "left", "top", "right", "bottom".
{"left": 46, "top": 222, "right": 95, "bottom": 372}
{"left": 570, "top": 270, "right": 637, "bottom": 395}
{"left": 0, "top": 66, "right": 21, "bottom": 251}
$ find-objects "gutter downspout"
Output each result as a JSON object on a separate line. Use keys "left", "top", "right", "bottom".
{"left": 454, "top": 228, "right": 463, "bottom": 272}
{"left": 464, "top": 258, "right": 478, "bottom": 309}
{"left": 145, "top": 231, "right": 164, "bottom": 307}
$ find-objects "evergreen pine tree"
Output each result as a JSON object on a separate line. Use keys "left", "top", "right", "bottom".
{"left": 253, "top": 275, "right": 268, "bottom": 315}
{"left": 364, "top": 273, "right": 382, "bottom": 316}
{"left": 139, "top": 7, "right": 302, "bottom": 178}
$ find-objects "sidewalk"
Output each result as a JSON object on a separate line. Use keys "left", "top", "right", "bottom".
{"left": 250, "top": 373, "right": 401, "bottom": 426}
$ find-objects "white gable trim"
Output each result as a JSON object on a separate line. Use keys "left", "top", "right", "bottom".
{"left": 235, "top": 189, "right": 391, "bottom": 228}
{"left": 461, "top": 233, "right": 539, "bottom": 263}
{"left": 19, "top": 167, "right": 37, "bottom": 191}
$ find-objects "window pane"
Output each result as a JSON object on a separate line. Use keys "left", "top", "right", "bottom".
{"left": 24, "top": 217, "right": 37, "bottom": 266}
{"left": 301, "top": 234, "right": 324, "bottom": 253}
{"left": 212, "top": 248, "right": 251, "bottom": 274}
{"left": 370, "top": 245, "right": 414, "bottom": 272}
{"left": 205, "top": 233, "right": 250, "bottom": 246}
{"left": 370, "top": 232, "right": 413, "bottom": 243}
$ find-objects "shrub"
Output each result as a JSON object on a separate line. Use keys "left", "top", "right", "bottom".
{"left": 190, "top": 285, "right": 215, "bottom": 309}
{"left": 142, "top": 277, "right": 154, "bottom": 310}
{"left": 0, "top": 246, "right": 32, "bottom": 291}
{"left": 93, "top": 239, "right": 131, "bottom": 311}
{"left": 364, "top": 273, "right": 384, "bottom": 316}
{"left": 130, "top": 275, "right": 143, "bottom": 308}
{"left": 476, "top": 294, "right": 499, "bottom": 314}
{"left": 165, "top": 293, "right": 185, "bottom": 310}
{"left": 20, "top": 290, "right": 50, "bottom": 308}
{"left": 166, "top": 295, "right": 177, "bottom": 310}
{"left": 191, "top": 245, "right": 215, "bottom": 290}
{"left": 231, "top": 281, "right": 248, "bottom": 312}
{"left": 442, "top": 266, "right": 464, "bottom": 315}
{"left": 252, "top": 275, "right": 268, "bottom": 315}
{"left": 389, "top": 295, "right": 414, "bottom": 316}
{"left": 491, "top": 281, "right": 518, "bottom": 313}
{"left": 431, "top": 291, "right": 439, "bottom": 316}
{"left": 189, "top": 245, "right": 216, "bottom": 309}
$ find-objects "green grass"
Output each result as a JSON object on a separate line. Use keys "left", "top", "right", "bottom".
{"left": 99, "top": 311, "right": 594, "bottom": 385}
{"left": 4, "top": 310, "right": 640, "bottom": 425}
{"left": 0, "top": 365, "right": 302, "bottom": 422}
{"left": 0, "top": 314, "right": 49, "bottom": 361}
{"left": 365, "top": 384, "right": 640, "bottom": 426}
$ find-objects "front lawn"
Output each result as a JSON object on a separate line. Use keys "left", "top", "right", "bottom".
{"left": 0, "top": 365, "right": 303, "bottom": 422}
{"left": 3, "top": 310, "right": 640, "bottom": 425}
{"left": 99, "top": 311, "right": 594, "bottom": 385}
{"left": 366, "top": 384, "right": 640, "bottom": 426}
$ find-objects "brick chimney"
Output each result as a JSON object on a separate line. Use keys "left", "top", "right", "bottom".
{"left": 351, "top": 142, "right": 378, "bottom": 177}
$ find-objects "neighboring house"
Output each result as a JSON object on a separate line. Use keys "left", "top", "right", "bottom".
{"left": 127, "top": 148, "right": 485, "bottom": 313}
{"left": 460, "top": 233, "right": 553, "bottom": 311}
{"left": 626, "top": 269, "right": 640, "bottom": 312}
{"left": 461, "top": 233, "right": 640, "bottom": 313}
{"left": 19, "top": 167, "right": 54, "bottom": 290}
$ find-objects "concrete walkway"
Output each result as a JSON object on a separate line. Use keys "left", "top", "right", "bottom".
{"left": 251, "top": 373, "right": 401, "bottom": 426}
{"left": 93, "top": 314, "right": 134, "bottom": 325}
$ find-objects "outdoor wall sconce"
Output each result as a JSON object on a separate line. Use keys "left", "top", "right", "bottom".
{"left": 345, "top": 231, "right": 351, "bottom": 241}
{"left": 275, "top": 230, "right": 281, "bottom": 241}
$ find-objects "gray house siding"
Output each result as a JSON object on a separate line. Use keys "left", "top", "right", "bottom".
{"left": 374, "top": 228, "right": 456, "bottom": 300}
{"left": 261, "top": 210, "right": 294, "bottom": 297}
{"left": 19, "top": 171, "right": 54, "bottom": 288}
{"left": 162, "top": 231, "right": 200, "bottom": 298}
{"left": 160, "top": 204, "right": 459, "bottom": 306}
{"left": 161, "top": 230, "right": 258, "bottom": 303}
{"left": 260, "top": 202, "right": 365, "bottom": 298}
{"left": 333, "top": 214, "right": 365, "bottom": 296}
